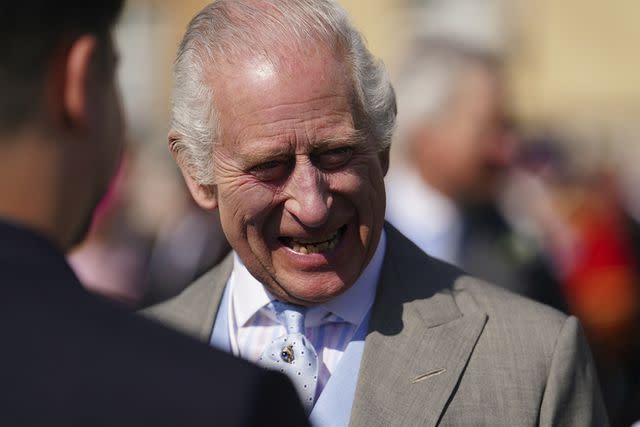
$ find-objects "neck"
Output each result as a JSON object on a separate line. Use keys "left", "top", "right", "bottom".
{"left": 0, "top": 130, "right": 88, "bottom": 252}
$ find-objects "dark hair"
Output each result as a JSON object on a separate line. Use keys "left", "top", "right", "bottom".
{"left": 0, "top": 1, "right": 125, "bottom": 132}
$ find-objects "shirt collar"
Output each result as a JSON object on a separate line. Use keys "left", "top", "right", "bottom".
{"left": 230, "top": 229, "right": 387, "bottom": 328}
{"left": 230, "top": 253, "right": 275, "bottom": 328}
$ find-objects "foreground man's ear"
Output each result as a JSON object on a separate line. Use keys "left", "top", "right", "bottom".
{"left": 168, "top": 128, "right": 218, "bottom": 210}
{"left": 61, "top": 35, "right": 99, "bottom": 130}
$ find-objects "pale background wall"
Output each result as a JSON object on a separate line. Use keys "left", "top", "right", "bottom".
{"left": 508, "top": 0, "right": 640, "bottom": 123}
{"left": 116, "top": 0, "right": 640, "bottom": 136}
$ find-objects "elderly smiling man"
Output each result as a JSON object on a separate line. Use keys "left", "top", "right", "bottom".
{"left": 146, "top": 1, "right": 607, "bottom": 425}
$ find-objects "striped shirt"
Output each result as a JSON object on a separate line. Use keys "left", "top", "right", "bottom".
{"left": 226, "top": 230, "right": 386, "bottom": 398}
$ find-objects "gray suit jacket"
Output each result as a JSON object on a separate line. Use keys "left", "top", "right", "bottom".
{"left": 144, "top": 224, "right": 608, "bottom": 426}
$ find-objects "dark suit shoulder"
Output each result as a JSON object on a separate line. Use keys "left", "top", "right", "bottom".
{"left": 1, "top": 235, "right": 307, "bottom": 426}
{"left": 114, "top": 312, "right": 308, "bottom": 426}
{"left": 5, "top": 286, "right": 308, "bottom": 426}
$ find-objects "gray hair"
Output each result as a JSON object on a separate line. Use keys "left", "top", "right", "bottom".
{"left": 170, "top": 0, "right": 397, "bottom": 185}
{"left": 393, "top": 40, "right": 500, "bottom": 160}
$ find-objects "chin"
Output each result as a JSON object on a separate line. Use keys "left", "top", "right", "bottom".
{"left": 278, "top": 274, "right": 354, "bottom": 305}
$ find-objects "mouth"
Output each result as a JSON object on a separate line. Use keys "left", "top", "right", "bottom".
{"left": 279, "top": 225, "right": 347, "bottom": 255}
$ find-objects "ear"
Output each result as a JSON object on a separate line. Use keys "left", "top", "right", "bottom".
{"left": 168, "top": 129, "right": 218, "bottom": 210}
{"left": 62, "top": 35, "right": 99, "bottom": 129}
{"left": 379, "top": 147, "right": 390, "bottom": 177}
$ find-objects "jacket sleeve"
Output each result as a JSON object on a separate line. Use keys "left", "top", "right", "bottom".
{"left": 539, "top": 316, "right": 609, "bottom": 426}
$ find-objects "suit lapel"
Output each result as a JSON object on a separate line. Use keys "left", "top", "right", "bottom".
{"left": 142, "top": 252, "right": 233, "bottom": 342}
{"left": 349, "top": 225, "right": 487, "bottom": 427}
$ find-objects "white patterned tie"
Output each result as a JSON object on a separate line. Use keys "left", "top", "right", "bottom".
{"left": 258, "top": 301, "right": 319, "bottom": 413}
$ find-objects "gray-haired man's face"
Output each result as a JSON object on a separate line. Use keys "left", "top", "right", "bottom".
{"left": 191, "top": 49, "right": 388, "bottom": 305}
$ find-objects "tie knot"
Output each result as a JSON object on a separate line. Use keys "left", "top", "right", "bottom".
{"left": 271, "top": 301, "right": 306, "bottom": 334}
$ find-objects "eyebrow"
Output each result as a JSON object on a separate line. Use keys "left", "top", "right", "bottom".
{"left": 311, "top": 130, "right": 368, "bottom": 150}
{"left": 235, "top": 141, "right": 293, "bottom": 167}
{"left": 235, "top": 129, "right": 368, "bottom": 166}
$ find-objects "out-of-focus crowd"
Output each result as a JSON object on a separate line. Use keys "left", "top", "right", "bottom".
{"left": 68, "top": 1, "right": 640, "bottom": 424}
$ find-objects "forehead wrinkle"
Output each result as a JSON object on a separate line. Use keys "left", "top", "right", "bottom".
{"left": 227, "top": 107, "right": 354, "bottom": 148}
{"left": 223, "top": 94, "right": 352, "bottom": 125}
{"left": 238, "top": 119, "right": 357, "bottom": 156}
{"left": 219, "top": 98, "right": 353, "bottom": 150}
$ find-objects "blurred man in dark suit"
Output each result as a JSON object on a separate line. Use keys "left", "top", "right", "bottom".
{"left": 0, "top": 2, "right": 307, "bottom": 425}
{"left": 386, "top": 40, "right": 568, "bottom": 312}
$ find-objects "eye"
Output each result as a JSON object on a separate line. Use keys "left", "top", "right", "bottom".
{"left": 249, "top": 160, "right": 291, "bottom": 182}
{"left": 314, "top": 147, "right": 354, "bottom": 170}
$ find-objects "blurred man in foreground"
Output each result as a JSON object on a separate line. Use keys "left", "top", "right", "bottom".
{"left": 0, "top": 2, "right": 307, "bottom": 425}
{"left": 146, "top": 1, "right": 607, "bottom": 425}
{"left": 386, "top": 41, "right": 568, "bottom": 312}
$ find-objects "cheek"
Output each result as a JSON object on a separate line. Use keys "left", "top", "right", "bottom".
{"left": 325, "top": 169, "right": 362, "bottom": 197}
{"left": 328, "top": 161, "right": 386, "bottom": 213}
{"left": 214, "top": 154, "right": 279, "bottom": 225}
{"left": 217, "top": 179, "right": 283, "bottom": 238}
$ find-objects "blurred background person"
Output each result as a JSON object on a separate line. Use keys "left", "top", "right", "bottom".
{"left": 385, "top": 39, "right": 568, "bottom": 312}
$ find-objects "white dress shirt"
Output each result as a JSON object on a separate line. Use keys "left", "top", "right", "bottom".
{"left": 385, "top": 166, "right": 462, "bottom": 264}
{"left": 226, "top": 230, "right": 386, "bottom": 397}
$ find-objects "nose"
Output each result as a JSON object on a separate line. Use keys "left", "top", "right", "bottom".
{"left": 283, "top": 160, "right": 331, "bottom": 228}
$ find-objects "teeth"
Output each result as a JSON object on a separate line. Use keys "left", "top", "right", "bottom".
{"left": 294, "top": 231, "right": 338, "bottom": 245}
{"left": 287, "top": 229, "right": 342, "bottom": 254}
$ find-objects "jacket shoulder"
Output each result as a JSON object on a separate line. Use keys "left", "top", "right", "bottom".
{"left": 455, "top": 274, "right": 567, "bottom": 328}
{"left": 140, "top": 253, "right": 233, "bottom": 340}
{"left": 386, "top": 222, "right": 568, "bottom": 353}
{"left": 448, "top": 276, "right": 606, "bottom": 425}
